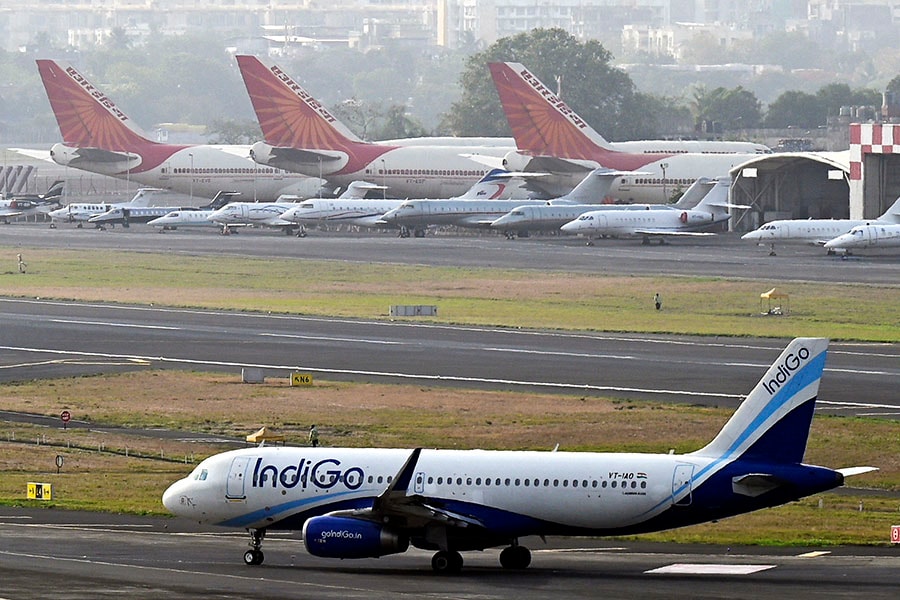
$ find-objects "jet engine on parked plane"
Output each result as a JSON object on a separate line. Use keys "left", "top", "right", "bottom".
{"left": 49, "top": 142, "right": 141, "bottom": 175}
{"left": 302, "top": 515, "right": 409, "bottom": 559}
{"left": 249, "top": 141, "right": 348, "bottom": 177}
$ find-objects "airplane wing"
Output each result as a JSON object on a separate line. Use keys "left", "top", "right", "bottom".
{"left": 0, "top": 208, "right": 24, "bottom": 218}
{"left": 326, "top": 449, "right": 485, "bottom": 530}
{"left": 633, "top": 229, "right": 718, "bottom": 237}
{"left": 67, "top": 147, "right": 136, "bottom": 164}
{"left": 268, "top": 146, "right": 345, "bottom": 165}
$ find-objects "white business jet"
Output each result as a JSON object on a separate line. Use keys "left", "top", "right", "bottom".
{"left": 824, "top": 222, "right": 900, "bottom": 252}
{"left": 163, "top": 338, "right": 874, "bottom": 573}
{"left": 47, "top": 187, "right": 164, "bottom": 227}
{"left": 741, "top": 197, "right": 900, "bottom": 255}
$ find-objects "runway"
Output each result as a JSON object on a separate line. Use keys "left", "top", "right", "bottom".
{"left": 0, "top": 297, "right": 898, "bottom": 417}
{"left": 1, "top": 508, "right": 897, "bottom": 599}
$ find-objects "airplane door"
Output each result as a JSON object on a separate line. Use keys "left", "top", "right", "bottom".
{"left": 226, "top": 456, "right": 253, "bottom": 500}
{"left": 672, "top": 464, "right": 694, "bottom": 507}
{"left": 414, "top": 471, "right": 425, "bottom": 494}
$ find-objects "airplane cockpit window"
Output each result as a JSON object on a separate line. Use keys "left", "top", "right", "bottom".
{"left": 191, "top": 467, "right": 209, "bottom": 481}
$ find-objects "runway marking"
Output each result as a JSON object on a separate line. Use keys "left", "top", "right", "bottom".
{"left": 646, "top": 563, "right": 776, "bottom": 575}
{"left": 48, "top": 318, "right": 181, "bottom": 331}
{"left": 3, "top": 298, "right": 897, "bottom": 358}
{"left": 796, "top": 551, "right": 831, "bottom": 558}
{"left": 260, "top": 333, "right": 402, "bottom": 345}
{"left": 537, "top": 547, "right": 628, "bottom": 553}
{"left": 0, "top": 344, "right": 744, "bottom": 399}
{"left": 2, "top": 345, "right": 898, "bottom": 410}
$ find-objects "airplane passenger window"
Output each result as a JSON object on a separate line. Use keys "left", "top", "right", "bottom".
{"left": 437, "top": 477, "right": 443, "bottom": 485}
{"left": 514, "top": 479, "right": 521, "bottom": 486}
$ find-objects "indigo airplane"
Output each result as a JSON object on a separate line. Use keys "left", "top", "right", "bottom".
{"left": 163, "top": 338, "right": 873, "bottom": 573}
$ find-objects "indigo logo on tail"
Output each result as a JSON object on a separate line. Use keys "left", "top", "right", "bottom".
{"left": 762, "top": 346, "right": 810, "bottom": 395}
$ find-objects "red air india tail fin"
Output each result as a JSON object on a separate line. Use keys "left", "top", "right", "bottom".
{"left": 36, "top": 59, "right": 152, "bottom": 150}
{"left": 235, "top": 54, "right": 363, "bottom": 150}
{"left": 488, "top": 62, "right": 614, "bottom": 160}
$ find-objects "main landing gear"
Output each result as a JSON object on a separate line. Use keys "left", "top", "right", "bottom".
{"left": 429, "top": 543, "right": 532, "bottom": 573}
{"left": 243, "top": 528, "right": 266, "bottom": 566}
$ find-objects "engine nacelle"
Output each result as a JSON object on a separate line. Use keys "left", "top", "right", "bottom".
{"left": 302, "top": 516, "right": 409, "bottom": 559}
{"left": 502, "top": 150, "right": 532, "bottom": 171}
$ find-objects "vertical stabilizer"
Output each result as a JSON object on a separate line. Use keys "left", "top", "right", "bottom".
{"left": 878, "top": 196, "right": 900, "bottom": 223}
{"left": 692, "top": 338, "right": 828, "bottom": 464}
{"left": 36, "top": 60, "right": 151, "bottom": 149}
{"left": 672, "top": 177, "right": 716, "bottom": 209}
{"left": 235, "top": 55, "right": 362, "bottom": 149}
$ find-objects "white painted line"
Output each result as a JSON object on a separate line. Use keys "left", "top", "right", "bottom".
{"left": 49, "top": 318, "right": 180, "bottom": 331}
{"left": 646, "top": 563, "right": 776, "bottom": 575}
{"left": 796, "top": 551, "right": 830, "bottom": 558}
{"left": 259, "top": 333, "right": 401, "bottom": 345}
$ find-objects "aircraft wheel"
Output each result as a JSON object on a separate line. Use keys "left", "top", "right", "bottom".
{"left": 499, "top": 545, "right": 531, "bottom": 570}
{"left": 244, "top": 549, "right": 264, "bottom": 566}
{"left": 431, "top": 550, "right": 463, "bottom": 574}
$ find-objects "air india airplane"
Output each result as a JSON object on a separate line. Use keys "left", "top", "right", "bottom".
{"left": 36, "top": 59, "right": 321, "bottom": 202}
{"left": 488, "top": 62, "right": 764, "bottom": 203}
{"left": 235, "top": 54, "right": 517, "bottom": 199}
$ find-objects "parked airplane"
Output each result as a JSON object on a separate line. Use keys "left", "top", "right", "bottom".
{"left": 824, "top": 222, "right": 900, "bottom": 251}
{"left": 280, "top": 182, "right": 400, "bottom": 232}
{"left": 47, "top": 187, "right": 163, "bottom": 227}
{"left": 146, "top": 192, "right": 242, "bottom": 230}
{"left": 490, "top": 171, "right": 715, "bottom": 236}
{"left": 740, "top": 197, "right": 900, "bottom": 255}
{"left": 235, "top": 54, "right": 516, "bottom": 199}
{"left": 88, "top": 192, "right": 235, "bottom": 228}
{"left": 488, "top": 62, "right": 762, "bottom": 202}
{"left": 36, "top": 59, "right": 321, "bottom": 202}
{"left": 207, "top": 199, "right": 303, "bottom": 234}
{"left": 163, "top": 338, "right": 873, "bottom": 573}
{"left": 0, "top": 179, "right": 64, "bottom": 222}
{"left": 379, "top": 169, "right": 545, "bottom": 234}
{"left": 559, "top": 177, "right": 737, "bottom": 243}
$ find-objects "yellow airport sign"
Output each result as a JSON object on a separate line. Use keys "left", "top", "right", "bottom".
{"left": 27, "top": 482, "right": 52, "bottom": 500}
{"left": 291, "top": 372, "right": 313, "bottom": 386}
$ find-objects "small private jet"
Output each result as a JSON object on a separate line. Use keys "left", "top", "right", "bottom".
{"left": 163, "top": 337, "right": 874, "bottom": 573}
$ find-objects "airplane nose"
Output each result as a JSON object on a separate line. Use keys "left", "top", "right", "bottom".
{"left": 162, "top": 478, "right": 192, "bottom": 515}
{"left": 741, "top": 231, "right": 758, "bottom": 240}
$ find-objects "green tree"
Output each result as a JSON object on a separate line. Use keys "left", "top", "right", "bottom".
{"left": 692, "top": 85, "right": 761, "bottom": 130}
{"left": 442, "top": 28, "right": 651, "bottom": 141}
{"left": 206, "top": 119, "right": 262, "bottom": 144}
{"left": 763, "top": 90, "right": 822, "bottom": 128}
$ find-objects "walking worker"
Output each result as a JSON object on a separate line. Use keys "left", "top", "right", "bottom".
{"left": 308, "top": 424, "right": 319, "bottom": 447}
{"left": 654, "top": 292, "right": 661, "bottom": 311}
{"left": 17, "top": 253, "right": 26, "bottom": 274}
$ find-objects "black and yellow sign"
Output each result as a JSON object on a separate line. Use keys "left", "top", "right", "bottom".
{"left": 291, "top": 372, "right": 313, "bottom": 387}
{"left": 27, "top": 482, "right": 52, "bottom": 500}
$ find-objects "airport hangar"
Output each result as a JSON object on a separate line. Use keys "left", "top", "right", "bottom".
{"left": 727, "top": 123, "right": 898, "bottom": 231}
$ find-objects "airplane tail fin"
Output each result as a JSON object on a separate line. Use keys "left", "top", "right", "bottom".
{"left": 672, "top": 177, "right": 716, "bottom": 209}
{"left": 456, "top": 168, "right": 520, "bottom": 199}
{"left": 36, "top": 60, "right": 152, "bottom": 150}
{"left": 42, "top": 180, "right": 65, "bottom": 202}
{"left": 488, "top": 62, "right": 612, "bottom": 159}
{"left": 692, "top": 338, "right": 828, "bottom": 465}
{"left": 559, "top": 168, "right": 634, "bottom": 203}
{"left": 235, "top": 55, "right": 362, "bottom": 149}
{"left": 878, "top": 196, "right": 900, "bottom": 223}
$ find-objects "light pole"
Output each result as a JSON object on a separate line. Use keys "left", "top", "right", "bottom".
{"left": 660, "top": 162, "right": 668, "bottom": 202}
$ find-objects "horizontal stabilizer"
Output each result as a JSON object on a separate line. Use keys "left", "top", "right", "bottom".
{"left": 524, "top": 156, "right": 593, "bottom": 174}
{"left": 836, "top": 466, "right": 879, "bottom": 477}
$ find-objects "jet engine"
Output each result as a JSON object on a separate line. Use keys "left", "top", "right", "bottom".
{"left": 302, "top": 515, "right": 409, "bottom": 559}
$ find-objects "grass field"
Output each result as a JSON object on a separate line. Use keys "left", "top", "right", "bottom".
{"left": 0, "top": 245, "right": 897, "bottom": 546}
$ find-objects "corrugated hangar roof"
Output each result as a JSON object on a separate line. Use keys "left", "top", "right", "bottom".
{"left": 728, "top": 151, "right": 851, "bottom": 231}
